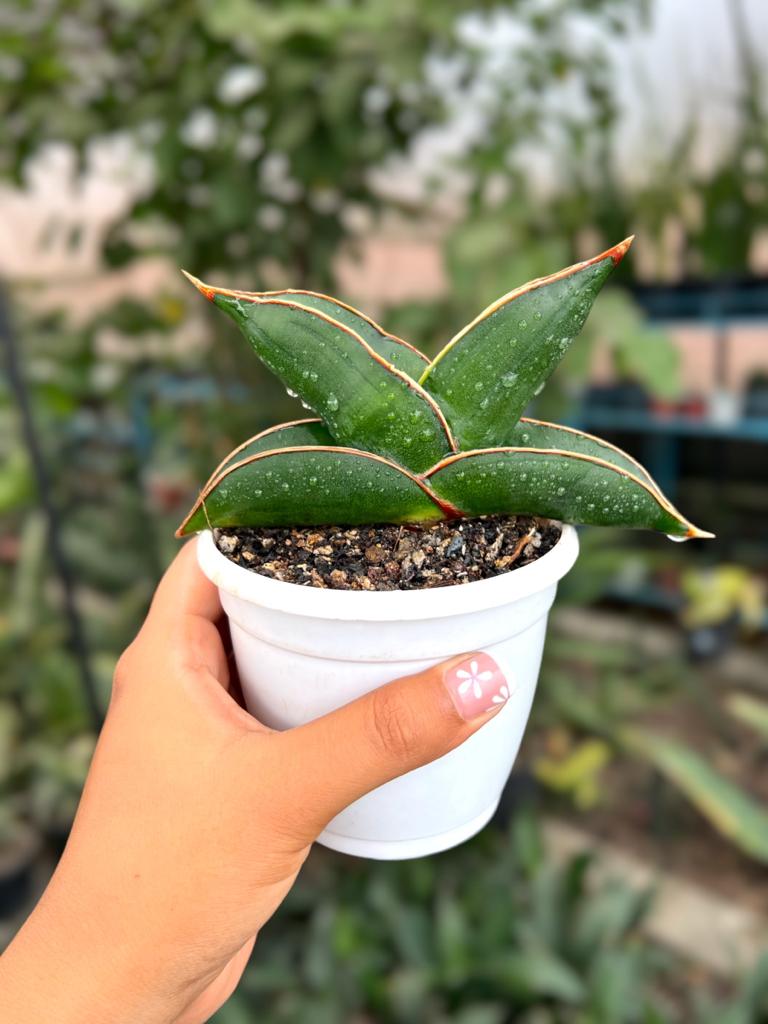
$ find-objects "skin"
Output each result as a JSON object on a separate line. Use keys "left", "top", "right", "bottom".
{"left": 0, "top": 543, "right": 502, "bottom": 1024}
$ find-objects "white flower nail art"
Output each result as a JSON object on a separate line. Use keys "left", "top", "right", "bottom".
{"left": 491, "top": 684, "right": 510, "bottom": 704}
{"left": 456, "top": 659, "right": 494, "bottom": 700}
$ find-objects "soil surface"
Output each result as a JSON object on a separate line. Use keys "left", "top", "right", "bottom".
{"left": 214, "top": 515, "right": 561, "bottom": 590}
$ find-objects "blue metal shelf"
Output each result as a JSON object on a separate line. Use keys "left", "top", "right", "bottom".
{"left": 578, "top": 410, "right": 768, "bottom": 444}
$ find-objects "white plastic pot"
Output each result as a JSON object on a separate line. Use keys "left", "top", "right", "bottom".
{"left": 197, "top": 525, "right": 579, "bottom": 860}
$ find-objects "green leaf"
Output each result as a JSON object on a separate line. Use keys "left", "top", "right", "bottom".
{"left": 426, "top": 448, "right": 711, "bottom": 538}
{"left": 183, "top": 274, "right": 454, "bottom": 473}
{"left": 725, "top": 693, "right": 768, "bottom": 744}
{"left": 533, "top": 739, "right": 612, "bottom": 809}
{"left": 507, "top": 417, "right": 658, "bottom": 487}
{"left": 177, "top": 447, "right": 450, "bottom": 536}
{"left": 419, "top": 239, "right": 633, "bottom": 448}
{"left": 204, "top": 419, "right": 334, "bottom": 488}
{"left": 254, "top": 289, "right": 429, "bottom": 379}
{"left": 490, "top": 948, "right": 586, "bottom": 1003}
{"left": 0, "top": 449, "right": 33, "bottom": 514}
{"left": 624, "top": 729, "right": 768, "bottom": 864}
{"left": 613, "top": 324, "right": 682, "bottom": 402}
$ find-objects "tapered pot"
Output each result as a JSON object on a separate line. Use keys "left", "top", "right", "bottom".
{"left": 197, "top": 524, "right": 579, "bottom": 859}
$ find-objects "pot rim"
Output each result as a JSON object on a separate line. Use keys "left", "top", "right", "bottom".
{"left": 196, "top": 523, "right": 579, "bottom": 622}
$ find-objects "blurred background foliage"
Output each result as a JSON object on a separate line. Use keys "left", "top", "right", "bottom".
{"left": 1, "top": 0, "right": 768, "bottom": 1020}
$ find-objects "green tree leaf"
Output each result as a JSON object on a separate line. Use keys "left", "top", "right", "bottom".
{"left": 254, "top": 290, "right": 429, "bottom": 379}
{"left": 426, "top": 448, "right": 711, "bottom": 538}
{"left": 419, "top": 240, "right": 632, "bottom": 448}
{"left": 184, "top": 274, "right": 455, "bottom": 473}
{"left": 177, "top": 447, "right": 450, "bottom": 535}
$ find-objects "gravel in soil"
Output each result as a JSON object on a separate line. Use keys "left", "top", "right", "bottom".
{"left": 214, "top": 515, "right": 561, "bottom": 591}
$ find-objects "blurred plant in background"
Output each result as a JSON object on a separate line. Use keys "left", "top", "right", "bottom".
{"left": 0, "top": 0, "right": 640, "bottom": 290}
{"left": 217, "top": 813, "right": 681, "bottom": 1023}
{"left": 681, "top": 566, "right": 765, "bottom": 639}
{"left": 209, "top": 814, "right": 768, "bottom": 1024}
{"left": 534, "top": 621, "right": 768, "bottom": 866}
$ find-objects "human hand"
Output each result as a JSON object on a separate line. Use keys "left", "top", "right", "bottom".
{"left": 0, "top": 542, "right": 506, "bottom": 1024}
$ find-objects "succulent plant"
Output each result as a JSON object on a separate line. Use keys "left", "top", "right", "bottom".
{"left": 177, "top": 238, "right": 711, "bottom": 541}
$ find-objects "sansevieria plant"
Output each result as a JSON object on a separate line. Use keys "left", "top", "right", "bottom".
{"left": 176, "top": 238, "right": 712, "bottom": 542}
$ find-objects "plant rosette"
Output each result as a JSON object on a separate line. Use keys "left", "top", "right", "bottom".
{"left": 181, "top": 240, "right": 712, "bottom": 859}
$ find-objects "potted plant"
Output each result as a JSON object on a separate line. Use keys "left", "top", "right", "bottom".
{"left": 177, "top": 239, "right": 711, "bottom": 859}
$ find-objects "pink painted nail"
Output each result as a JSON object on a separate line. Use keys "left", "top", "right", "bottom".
{"left": 444, "top": 653, "right": 510, "bottom": 720}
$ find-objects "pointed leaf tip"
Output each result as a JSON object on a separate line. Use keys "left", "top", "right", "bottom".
{"left": 181, "top": 269, "right": 215, "bottom": 302}
{"left": 609, "top": 235, "right": 634, "bottom": 265}
{"left": 427, "top": 447, "right": 707, "bottom": 537}
{"left": 686, "top": 525, "right": 716, "bottom": 540}
{"left": 420, "top": 240, "right": 633, "bottom": 449}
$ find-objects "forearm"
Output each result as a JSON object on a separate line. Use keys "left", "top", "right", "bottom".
{"left": 0, "top": 880, "right": 182, "bottom": 1024}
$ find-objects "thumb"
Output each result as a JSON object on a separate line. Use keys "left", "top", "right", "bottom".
{"left": 274, "top": 652, "right": 509, "bottom": 842}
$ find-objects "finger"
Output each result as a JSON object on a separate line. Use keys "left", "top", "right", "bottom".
{"left": 274, "top": 652, "right": 509, "bottom": 841}
{"left": 130, "top": 541, "right": 230, "bottom": 688}
{"left": 149, "top": 540, "right": 222, "bottom": 627}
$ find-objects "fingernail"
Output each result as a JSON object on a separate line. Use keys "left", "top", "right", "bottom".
{"left": 444, "top": 653, "right": 510, "bottom": 720}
